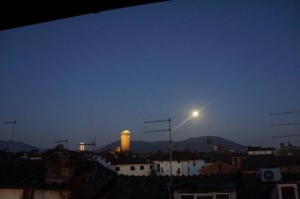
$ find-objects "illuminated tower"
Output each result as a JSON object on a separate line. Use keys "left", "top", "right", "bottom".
{"left": 79, "top": 142, "right": 85, "bottom": 152}
{"left": 120, "top": 130, "right": 130, "bottom": 152}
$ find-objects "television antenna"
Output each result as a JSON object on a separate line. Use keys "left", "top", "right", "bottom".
{"left": 145, "top": 118, "right": 172, "bottom": 188}
{"left": 272, "top": 134, "right": 300, "bottom": 145}
{"left": 3, "top": 120, "right": 16, "bottom": 142}
{"left": 270, "top": 110, "right": 300, "bottom": 127}
{"left": 270, "top": 110, "right": 300, "bottom": 116}
{"left": 84, "top": 142, "right": 96, "bottom": 151}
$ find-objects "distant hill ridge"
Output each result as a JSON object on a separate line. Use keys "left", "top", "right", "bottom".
{"left": 98, "top": 136, "right": 246, "bottom": 153}
{"left": 0, "top": 136, "right": 246, "bottom": 153}
{"left": 0, "top": 140, "right": 41, "bottom": 152}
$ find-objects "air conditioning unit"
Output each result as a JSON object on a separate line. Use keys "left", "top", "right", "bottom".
{"left": 260, "top": 168, "right": 282, "bottom": 182}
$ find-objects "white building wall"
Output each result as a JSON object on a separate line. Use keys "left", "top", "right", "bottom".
{"left": 248, "top": 150, "right": 273, "bottom": 155}
{"left": 153, "top": 161, "right": 172, "bottom": 176}
{"left": 98, "top": 155, "right": 206, "bottom": 176}
{"left": 98, "top": 157, "right": 109, "bottom": 167}
{"left": 173, "top": 161, "right": 183, "bottom": 175}
{"left": 153, "top": 159, "right": 206, "bottom": 176}
{"left": 0, "top": 189, "right": 22, "bottom": 199}
{"left": 182, "top": 159, "right": 206, "bottom": 175}
{"left": 112, "top": 164, "right": 151, "bottom": 176}
{"left": 161, "top": 161, "right": 171, "bottom": 175}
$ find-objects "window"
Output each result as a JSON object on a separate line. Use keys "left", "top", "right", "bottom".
{"left": 216, "top": 194, "right": 230, "bottom": 199}
{"left": 150, "top": 165, "right": 153, "bottom": 169}
{"left": 140, "top": 165, "right": 144, "bottom": 170}
{"left": 281, "top": 187, "right": 295, "bottom": 198}
{"left": 218, "top": 164, "right": 222, "bottom": 172}
{"left": 181, "top": 195, "right": 194, "bottom": 199}
{"left": 197, "top": 196, "right": 213, "bottom": 199}
{"left": 178, "top": 160, "right": 181, "bottom": 163}
{"left": 278, "top": 184, "right": 298, "bottom": 199}
{"left": 130, "top": 166, "right": 135, "bottom": 170}
{"left": 177, "top": 168, "right": 181, "bottom": 175}
{"left": 115, "top": 167, "right": 120, "bottom": 171}
{"left": 23, "top": 188, "right": 34, "bottom": 199}
{"left": 180, "top": 193, "right": 230, "bottom": 199}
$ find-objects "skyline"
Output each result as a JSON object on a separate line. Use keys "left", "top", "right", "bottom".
{"left": 1, "top": 0, "right": 300, "bottom": 150}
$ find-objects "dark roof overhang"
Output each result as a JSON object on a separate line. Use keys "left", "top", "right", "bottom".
{"left": 0, "top": 0, "right": 170, "bottom": 31}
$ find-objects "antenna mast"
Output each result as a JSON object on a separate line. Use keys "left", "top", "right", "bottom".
{"left": 272, "top": 134, "right": 300, "bottom": 145}
{"left": 270, "top": 110, "right": 300, "bottom": 145}
{"left": 270, "top": 110, "right": 300, "bottom": 127}
{"left": 3, "top": 120, "right": 17, "bottom": 142}
{"left": 145, "top": 117, "right": 173, "bottom": 189}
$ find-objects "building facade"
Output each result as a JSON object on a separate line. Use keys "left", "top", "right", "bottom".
{"left": 151, "top": 151, "right": 207, "bottom": 176}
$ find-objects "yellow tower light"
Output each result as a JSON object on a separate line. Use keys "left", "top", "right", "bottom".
{"left": 120, "top": 130, "right": 130, "bottom": 152}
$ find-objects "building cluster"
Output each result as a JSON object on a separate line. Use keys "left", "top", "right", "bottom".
{"left": 0, "top": 130, "right": 300, "bottom": 199}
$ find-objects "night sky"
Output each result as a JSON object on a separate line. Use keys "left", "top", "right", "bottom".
{"left": 1, "top": 0, "right": 300, "bottom": 150}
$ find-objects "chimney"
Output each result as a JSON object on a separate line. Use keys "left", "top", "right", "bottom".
{"left": 231, "top": 155, "right": 241, "bottom": 169}
{"left": 43, "top": 145, "right": 76, "bottom": 183}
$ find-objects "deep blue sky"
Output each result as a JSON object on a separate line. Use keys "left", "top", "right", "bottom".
{"left": 1, "top": 0, "right": 300, "bottom": 150}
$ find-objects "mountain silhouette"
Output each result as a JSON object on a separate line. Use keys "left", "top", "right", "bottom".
{"left": 0, "top": 140, "right": 42, "bottom": 152}
{"left": 98, "top": 136, "right": 246, "bottom": 153}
